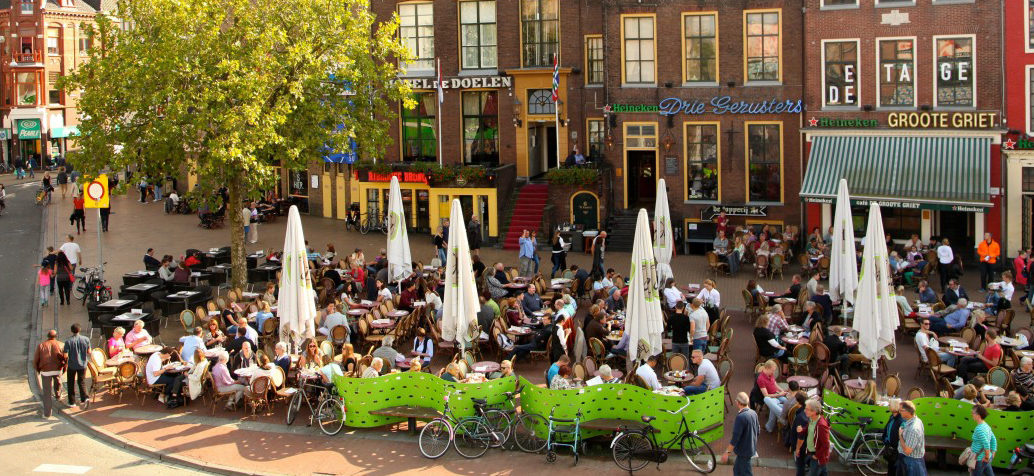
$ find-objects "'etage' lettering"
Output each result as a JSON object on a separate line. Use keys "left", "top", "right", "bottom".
{"left": 658, "top": 96, "right": 804, "bottom": 116}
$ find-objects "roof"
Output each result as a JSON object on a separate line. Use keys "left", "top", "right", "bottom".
{"left": 41, "top": 0, "right": 116, "bottom": 14}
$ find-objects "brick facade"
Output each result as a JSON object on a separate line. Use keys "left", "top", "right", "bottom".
{"left": 1002, "top": 0, "right": 1034, "bottom": 255}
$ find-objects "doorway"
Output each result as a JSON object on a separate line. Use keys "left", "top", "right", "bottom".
{"left": 626, "top": 150, "right": 657, "bottom": 207}
{"left": 527, "top": 123, "right": 558, "bottom": 178}
{"left": 938, "top": 211, "right": 973, "bottom": 263}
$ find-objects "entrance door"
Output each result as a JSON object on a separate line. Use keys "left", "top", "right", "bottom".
{"left": 627, "top": 150, "right": 657, "bottom": 207}
{"left": 544, "top": 125, "right": 558, "bottom": 172}
{"left": 939, "top": 211, "right": 973, "bottom": 263}
{"left": 528, "top": 124, "right": 558, "bottom": 178}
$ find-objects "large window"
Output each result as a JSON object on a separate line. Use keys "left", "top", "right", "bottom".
{"left": 878, "top": 38, "right": 915, "bottom": 107}
{"left": 521, "top": 0, "right": 558, "bottom": 68}
{"left": 936, "top": 37, "right": 974, "bottom": 108}
{"left": 747, "top": 123, "right": 782, "bottom": 202}
{"left": 822, "top": 0, "right": 858, "bottom": 6}
{"left": 462, "top": 91, "right": 499, "bottom": 165}
{"left": 527, "top": 89, "right": 555, "bottom": 115}
{"left": 1030, "top": 67, "right": 1034, "bottom": 134}
{"left": 16, "top": 72, "right": 37, "bottom": 105}
{"left": 622, "top": 16, "right": 655, "bottom": 84}
{"left": 78, "top": 24, "right": 92, "bottom": 55}
{"left": 823, "top": 41, "right": 858, "bottom": 107}
{"left": 1029, "top": 0, "right": 1034, "bottom": 51}
{"left": 399, "top": 3, "right": 434, "bottom": 72}
{"left": 852, "top": 207, "right": 919, "bottom": 240}
{"left": 400, "top": 93, "right": 437, "bottom": 162}
{"left": 684, "top": 14, "right": 717, "bottom": 83}
{"left": 685, "top": 124, "right": 719, "bottom": 201}
{"left": 588, "top": 119, "right": 604, "bottom": 160}
{"left": 745, "top": 11, "right": 780, "bottom": 82}
{"left": 46, "top": 29, "right": 60, "bottom": 56}
{"left": 585, "top": 36, "right": 603, "bottom": 85}
{"left": 460, "top": 1, "right": 496, "bottom": 70}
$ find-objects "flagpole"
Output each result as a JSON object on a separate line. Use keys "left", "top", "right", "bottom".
{"left": 437, "top": 58, "right": 443, "bottom": 167}
{"left": 554, "top": 53, "right": 561, "bottom": 169}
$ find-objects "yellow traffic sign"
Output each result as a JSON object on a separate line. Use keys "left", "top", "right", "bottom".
{"left": 84, "top": 174, "right": 109, "bottom": 208}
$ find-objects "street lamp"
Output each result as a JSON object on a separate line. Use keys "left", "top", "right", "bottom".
{"left": 557, "top": 99, "right": 566, "bottom": 127}
{"left": 512, "top": 98, "right": 523, "bottom": 127}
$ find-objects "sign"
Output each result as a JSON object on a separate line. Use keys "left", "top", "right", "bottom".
{"left": 807, "top": 117, "right": 878, "bottom": 128}
{"left": 700, "top": 205, "right": 767, "bottom": 221}
{"left": 658, "top": 96, "right": 803, "bottom": 116}
{"left": 827, "top": 63, "right": 857, "bottom": 106}
{"left": 84, "top": 174, "right": 109, "bottom": 208}
{"left": 571, "top": 192, "right": 599, "bottom": 230}
{"left": 664, "top": 156, "right": 679, "bottom": 176}
{"left": 609, "top": 104, "right": 660, "bottom": 114}
{"left": 887, "top": 112, "right": 998, "bottom": 129}
{"left": 0, "top": 129, "right": 10, "bottom": 140}
{"left": 802, "top": 196, "right": 988, "bottom": 211}
{"left": 16, "top": 119, "right": 40, "bottom": 139}
{"left": 399, "top": 76, "right": 513, "bottom": 91}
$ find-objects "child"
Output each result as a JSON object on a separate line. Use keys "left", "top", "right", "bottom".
{"left": 38, "top": 264, "right": 52, "bottom": 306}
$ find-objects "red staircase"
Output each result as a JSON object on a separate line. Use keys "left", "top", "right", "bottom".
{"left": 503, "top": 184, "right": 549, "bottom": 250}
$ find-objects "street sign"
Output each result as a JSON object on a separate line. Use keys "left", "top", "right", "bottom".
{"left": 700, "top": 204, "right": 767, "bottom": 221}
{"left": 84, "top": 174, "right": 109, "bottom": 208}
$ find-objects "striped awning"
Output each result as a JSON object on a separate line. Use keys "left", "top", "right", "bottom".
{"left": 800, "top": 136, "right": 992, "bottom": 209}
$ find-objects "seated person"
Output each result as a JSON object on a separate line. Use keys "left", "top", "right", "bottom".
{"left": 143, "top": 248, "right": 162, "bottom": 269}
{"left": 317, "top": 302, "right": 349, "bottom": 337}
{"left": 440, "top": 362, "right": 462, "bottom": 382}
{"left": 682, "top": 350, "right": 721, "bottom": 396}
{"left": 586, "top": 364, "right": 622, "bottom": 386}
{"left": 107, "top": 327, "right": 127, "bottom": 357}
{"left": 362, "top": 358, "right": 384, "bottom": 378}
{"left": 917, "top": 280, "right": 937, "bottom": 304}
{"left": 124, "top": 320, "right": 153, "bottom": 350}
{"left": 753, "top": 315, "right": 789, "bottom": 374}
{"left": 927, "top": 299, "right": 971, "bottom": 336}
{"left": 410, "top": 328, "right": 435, "bottom": 368}
{"left": 915, "top": 318, "right": 957, "bottom": 366}
{"left": 635, "top": 355, "right": 662, "bottom": 391}
{"left": 172, "top": 262, "right": 192, "bottom": 284}
{"left": 1013, "top": 357, "right": 1034, "bottom": 395}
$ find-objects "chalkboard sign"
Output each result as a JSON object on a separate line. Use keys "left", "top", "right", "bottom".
{"left": 684, "top": 221, "right": 718, "bottom": 243}
{"left": 665, "top": 156, "right": 679, "bottom": 176}
{"left": 571, "top": 192, "right": 599, "bottom": 230}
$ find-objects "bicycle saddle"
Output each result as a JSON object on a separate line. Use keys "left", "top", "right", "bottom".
{"left": 472, "top": 398, "right": 488, "bottom": 405}
{"left": 641, "top": 415, "right": 656, "bottom": 423}
{"left": 1023, "top": 443, "right": 1034, "bottom": 456}
{"left": 859, "top": 417, "right": 873, "bottom": 426}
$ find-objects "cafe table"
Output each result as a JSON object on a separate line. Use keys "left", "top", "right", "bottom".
{"left": 125, "top": 283, "right": 159, "bottom": 293}
{"left": 347, "top": 309, "right": 369, "bottom": 317}
{"left": 1017, "top": 349, "right": 1034, "bottom": 359}
{"left": 594, "top": 369, "right": 624, "bottom": 379}
{"left": 980, "top": 384, "right": 1006, "bottom": 397}
{"left": 386, "top": 310, "right": 409, "bottom": 319}
{"left": 843, "top": 378, "right": 871, "bottom": 392}
{"left": 471, "top": 361, "right": 500, "bottom": 374}
{"left": 371, "top": 319, "right": 396, "bottom": 331}
{"left": 98, "top": 299, "right": 137, "bottom": 312}
{"left": 663, "top": 371, "right": 693, "bottom": 385}
{"left": 937, "top": 336, "right": 969, "bottom": 347}
{"left": 134, "top": 344, "right": 164, "bottom": 356}
{"left": 786, "top": 375, "right": 819, "bottom": 390}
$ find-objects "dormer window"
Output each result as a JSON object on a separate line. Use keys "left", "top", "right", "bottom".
{"left": 21, "top": 1, "right": 33, "bottom": 14}
{"left": 60, "top": 0, "right": 74, "bottom": 7}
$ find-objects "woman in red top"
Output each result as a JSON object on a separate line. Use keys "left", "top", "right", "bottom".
{"left": 72, "top": 195, "right": 86, "bottom": 234}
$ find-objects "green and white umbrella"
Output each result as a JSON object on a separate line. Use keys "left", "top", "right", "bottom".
{"left": 387, "top": 176, "right": 413, "bottom": 284}
{"left": 626, "top": 209, "right": 664, "bottom": 369}
{"left": 278, "top": 205, "right": 317, "bottom": 348}
{"left": 654, "top": 178, "right": 674, "bottom": 286}
{"left": 854, "top": 202, "right": 899, "bottom": 379}
{"left": 830, "top": 179, "right": 858, "bottom": 305}
{"left": 440, "top": 199, "right": 479, "bottom": 351}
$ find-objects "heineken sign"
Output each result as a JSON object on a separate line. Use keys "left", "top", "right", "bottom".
{"left": 803, "top": 196, "right": 987, "bottom": 212}
{"left": 16, "top": 119, "right": 40, "bottom": 139}
{"left": 807, "top": 117, "right": 878, "bottom": 128}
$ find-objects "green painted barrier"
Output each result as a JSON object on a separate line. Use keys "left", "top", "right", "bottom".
{"left": 823, "top": 390, "right": 1034, "bottom": 468}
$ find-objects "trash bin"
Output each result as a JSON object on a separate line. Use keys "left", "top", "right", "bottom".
{"left": 570, "top": 231, "right": 583, "bottom": 253}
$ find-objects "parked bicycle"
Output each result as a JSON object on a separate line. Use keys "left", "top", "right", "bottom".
{"left": 610, "top": 397, "right": 716, "bottom": 474}
{"left": 821, "top": 403, "right": 887, "bottom": 476}
{"left": 483, "top": 382, "right": 549, "bottom": 453}
{"left": 359, "top": 212, "right": 388, "bottom": 235}
{"left": 418, "top": 390, "right": 506, "bottom": 459}
{"left": 73, "top": 264, "right": 111, "bottom": 305}
{"left": 285, "top": 376, "right": 347, "bottom": 435}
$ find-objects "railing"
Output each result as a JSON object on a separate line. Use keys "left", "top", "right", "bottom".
{"left": 11, "top": 51, "right": 43, "bottom": 64}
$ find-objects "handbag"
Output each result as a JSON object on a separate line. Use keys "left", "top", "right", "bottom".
{"left": 959, "top": 447, "right": 977, "bottom": 470}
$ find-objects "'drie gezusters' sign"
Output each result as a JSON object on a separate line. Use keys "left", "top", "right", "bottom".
{"left": 398, "top": 76, "right": 513, "bottom": 90}
{"left": 657, "top": 96, "right": 804, "bottom": 116}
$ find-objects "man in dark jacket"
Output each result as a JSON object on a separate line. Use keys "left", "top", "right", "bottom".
{"left": 810, "top": 285, "right": 834, "bottom": 326}
{"left": 34, "top": 329, "right": 65, "bottom": 417}
{"left": 784, "top": 392, "right": 810, "bottom": 476}
{"left": 64, "top": 323, "right": 91, "bottom": 409}
{"left": 467, "top": 215, "right": 482, "bottom": 256}
{"left": 722, "top": 392, "right": 760, "bottom": 475}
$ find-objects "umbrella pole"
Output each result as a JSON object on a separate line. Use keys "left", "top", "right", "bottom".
{"left": 871, "top": 360, "right": 878, "bottom": 381}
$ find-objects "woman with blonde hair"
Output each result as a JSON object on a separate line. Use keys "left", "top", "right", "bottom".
{"left": 853, "top": 379, "right": 878, "bottom": 405}
{"left": 409, "top": 357, "right": 422, "bottom": 373}
{"left": 297, "top": 338, "right": 323, "bottom": 372}
{"left": 960, "top": 384, "right": 979, "bottom": 404}
{"left": 107, "top": 327, "right": 127, "bottom": 357}
{"left": 339, "top": 343, "right": 358, "bottom": 374}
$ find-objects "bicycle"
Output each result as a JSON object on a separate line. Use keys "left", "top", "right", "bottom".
{"left": 286, "top": 377, "right": 347, "bottom": 435}
{"left": 418, "top": 390, "right": 507, "bottom": 459}
{"left": 73, "top": 264, "right": 111, "bottom": 305}
{"left": 35, "top": 186, "right": 51, "bottom": 206}
{"left": 821, "top": 403, "right": 888, "bottom": 476}
{"left": 483, "top": 382, "right": 549, "bottom": 453}
{"left": 359, "top": 212, "right": 388, "bottom": 235}
{"left": 610, "top": 397, "right": 716, "bottom": 474}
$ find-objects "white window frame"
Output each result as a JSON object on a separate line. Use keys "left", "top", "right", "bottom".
{"left": 875, "top": 36, "right": 918, "bottom": 109}
{"left": 20, "top": 1, "right": 32, "bottom": 14}
{"left": 1026, "top": 65, "right": 1034, "bottom": 136}
{"left": 820, "top": 38, "right": 861, "bottom": 109}
{"left": 819, "top": 0, "right": 859, "bottom": 9}
{"left": 398, "top": 2, "right": 435, "bottom": 74}
{"left": 458, "top": 0, "right": 497, "bottom": 71}
{"left": 1027, "top": 0, "right": 1034, "bottom": 54}
{"left": 932, "top": 34, "right": 976, "bottom": 109}
{"left": 875, "top": 0, "right": 916, "bottom": 7}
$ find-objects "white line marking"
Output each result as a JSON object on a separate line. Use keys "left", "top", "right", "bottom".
{"left": 32, "top": 464, "right": 92, "bottom": 474}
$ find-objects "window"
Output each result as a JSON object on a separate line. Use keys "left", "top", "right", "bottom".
{"left": 935, "top": 37, "right": 974, "bottom": 107}
{"left": 48, "top": 90, "right": 60, "bottom": 104}
{"left": 878, "top": 38, "right": 915, "bottom": 107}
{"left": 20, "top": 36, "right": 32, "bottom": 54}
{"left": 624, "top": 124, "right": 656, "bottom": 149}
{"left": 823, "top": 41, "right": 859, "bottom": 107}
{"left": 747, "top": 123, "right": 782, "bottom": 202}
{"left": 20, "top": 1, "right": 32, "bottom": 14}
{"left": 400, "top": 93, "right": 437, "bottom": 162}
{"left": 622, "top": 16, "right": 655, "bottom": 84}
{"left": 585, "top": 36, "right": 603, "bottom": 85}
{"left": 683, "top": 13, "right": 717, "bottom": 83}
{"left": 588, "top": 119, "right": 604, "bottom": 160}
{"left": 685, "top": 124, "right": 719, "bottom": 201}
{"left": 398, "top": 3, "right": 434, "bottom": 71}
{"left": 16, "top": 72, "right": 37, "bottom": 105}
{"left": 460, "top": 1, "right": 496, "bottom": 70}
{"left": 462, "top": 91, "right": 499, "bottom": 165}
{"left": 521, "top": 0, "right": 558, "bottom": 68}
{"left": 821, "top": 0, "right": 858, "bottom": 6}
{"left": 851, "top": 207, "right": 919, "bottom": 239}
{"left": 527, "top": 89, "right": 555, "bottom": 115}
{"left": 1024, "top": 167, "right": 1034, "bottom": 192}
{"left": 46, "top": 29, "right": 59, "bottom": 55}
{"left": 78, "top": 25, "right": 92, "bottom": 54}
{"left": 1029, "top": 0, "right": 1034, "bottom": 51}
{"left": 1030, "top": 67, "right": 1034, "bottom": 134}
{"left": 745, "top": 11, "right": 780, "bottom": 82}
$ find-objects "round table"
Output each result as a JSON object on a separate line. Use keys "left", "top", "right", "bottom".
{"left": 937, "top": 336, "right": 969, "bottom": 347}
{"left": 606, "top": 333, "right": 623, "bottom": 342}
{"left": 997, "top": 337, "right": 1021, "bottom": 348}
{"left": 105, "top": 356, "right": 136, "bottom": 367}
{"left": 594, "top": 369, "right": 623, "bottom": 379}
{"left": 663, "top": 371, "right": 693, "bottom": 385}
{"left": 347, "top": 309, "right": 369, "bottom": 316}
{"left": 371, "top": 320, "right": 396, "bottom": 330}
{"left": 787, "top": 376, "right": 819, "bottom": 389}
{"left": 522, "top": 317, "right": 542, "bottom": 327}
{"left": 471, "top": 361, "right": 500, "bottom": 374}
{"left": 829, "top": 326, "right": 854, "bottom": 335}
{"left": 134, "top": 344, "right": 163, "bottom": 356}
{"left": 1017, "top": 350, "right": 1034, "bottom": 359}
{"left": 981, "top": 385, "right": 1006, "bottom": 397}
{"left": 782, "top": 335, "right": 807, "bottom": 346}
{"left": 387, "top": 310, "right": 410, "bottom": 319}
{"left": 843, "top": 378, "right": 870, "bottom": 391}
{"left": 506, "top": 327, "right": 533, "bottom": 336}
{"left": 396, "top": 360, "right": 412, "bottom": 370}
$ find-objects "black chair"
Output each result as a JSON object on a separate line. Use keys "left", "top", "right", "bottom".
{"left": 122, "top": 274, "right": 147, "bottom": 287}
{"left": 118, "top": 292, "right": 139, "bottom": 301}
{"left": 248, "top": 268, "right": 267, "bottom": 283}
{"left": 194, "top": 284, "right": 213, "bottom": 300}
{"left": 145, "top": 262, "right": 160, "bottom": 272}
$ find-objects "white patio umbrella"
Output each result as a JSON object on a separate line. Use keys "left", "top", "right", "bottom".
{"left": 277, "top": 205, "right": 317, "bottom": 350}
{"left": 386, "top": 176, "right": 413, "bottom": 284}
{"left": 626, "top": 209, "right": 665, "bottom": 371}
{"left": 440, "top": 199, "right": 480, "bottom": 352}
{"left": 853, "top": 202, "right": 899, "bottom": 379}
{"left": 829, "top": 179, "right": 858, "bottom": 307}
{"left": 653, "top": 178, "right": 674, "bottom": 286}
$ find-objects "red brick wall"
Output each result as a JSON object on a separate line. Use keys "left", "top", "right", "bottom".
{"left": 1005, "top": 0, "right": 1034, "bottom": 135}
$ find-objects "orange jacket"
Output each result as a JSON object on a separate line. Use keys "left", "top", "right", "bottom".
{"left": 977, "top": 240, "right": 1000, "bottom": 264}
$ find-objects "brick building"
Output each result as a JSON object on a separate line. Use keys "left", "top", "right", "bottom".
{"left": 1002, "top": 0, "right": 1034, "bottom": 256}
{"left": 800, "top": 0, "right": 1005, "bottom": 255}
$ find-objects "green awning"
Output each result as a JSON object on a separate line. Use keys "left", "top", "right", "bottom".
{"left": 800, "top": 136, "right": 992, "bottom": 210}
{"left": 50, "top": 126, "right": 79, "bottom": 139}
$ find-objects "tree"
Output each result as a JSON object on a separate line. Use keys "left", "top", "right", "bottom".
{"left": 62, "top": 0, "right": 414, "bottom": 291}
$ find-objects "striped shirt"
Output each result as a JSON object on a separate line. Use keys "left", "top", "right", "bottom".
{"left": 971, "top": 422, "right": 997, "bottom": 457}
{"left": 898, "top": 417, "right": 925, "bottom": 459}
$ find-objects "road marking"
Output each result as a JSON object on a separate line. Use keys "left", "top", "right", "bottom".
{"left": 32, "top": 464, "right": 92, "bottom": 474}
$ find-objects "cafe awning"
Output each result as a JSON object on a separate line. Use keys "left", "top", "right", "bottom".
{"left": 800, "top": 136, "right": 993, "bottom": 211}
{"left": 50, "top": 126, "right": 79, "bottom": 138}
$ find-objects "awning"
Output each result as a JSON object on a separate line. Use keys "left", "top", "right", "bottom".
{"left": 50, "top": 126, "right": 79, "bottom": 138}
{"left": 801, "top": 136, "right": 992, "bottom": 211}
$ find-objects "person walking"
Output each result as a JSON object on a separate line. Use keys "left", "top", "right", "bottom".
{"left": 937, "top": 238, "right": 955, "bottom": 292}
{"left": 14, "top": 157, "right": 24, "bottom": 179}
{"left": 897, "top": 400, "right": 927, "bottom": 476}
{"left": 721, "top": 392, "right": 759, "bottom": 476}
{"left": 518, "top": 230, "right": 535, "bottom": 278}
{"left": 976, "top": 233, "right": 1000, "bottom": 292}
{"left": 551, "top": 230, "right": 567, "bottom": 278}
{"left": 248, "top": 202, "right": 258, "bottom": 243}
{"left": 72, "top": 195, "right": 86, "bottom": 234}
{"left": 54, "top": 252, "right": 74, "bottom": 305}
{"left": 434, "top": 226, "right": 447, "bottom": 267}
{"left": 57, "top": 167, "right": 68, "bottom": 199}
{"left": 64, "top": 323, "right": 91, "bottom": 410}
{"left": 100, "top": 200, "right": 110, "bottom": 232}
{"left": 38, "top": 263, "right": 51, "bottom": 307}
{"left": 969, "top": 405, "right": 997, "bottom": 476}
{"left": 591, "top": 231, "right": 607, "bottom": 277}
{"left": 530, "top": 230, "right": 541, "bottom": 273}
{"left": 881, "top": 399, "right": 904, "bottom": 476}
{"left": 467, "top": 215, "right": 482, "bottom": 257}
{"left": 138, "top": 177, "right": 149, "bottom": 202}
{"left": 34, "top": 329, "right": 65, "bottom": 418}
{"left": 796, "top": 398, "right": 830, "bottom": 476}
{"left": 242, "top": 204, "right": 252, "bottom": 242}
{"left": 59, "top": 234, "right": 81, "bottom": 273}
{"left": 153, "top": 176, "right": 163, "bottom": 202}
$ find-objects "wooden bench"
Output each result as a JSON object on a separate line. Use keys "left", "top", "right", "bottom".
{"left": 580, "top": 419, "right": 722, "bottom": 436}
{"left": 369, "top": 405, "right": 441, "bottom": 434}
{"left": 925, "top": 435, "right": 971, "bottom": 469}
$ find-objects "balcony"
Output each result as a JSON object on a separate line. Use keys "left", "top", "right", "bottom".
{"left": 9, "top": 51, "right": 43, "bottom": 65}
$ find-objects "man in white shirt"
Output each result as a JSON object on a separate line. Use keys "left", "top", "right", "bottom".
{"left": 689, "top": 298, "right": 710, "bottom": 351}
{"left": 586, "top": 364, "right": 621, "bottom": 386}
{"left": 936, "top": 238, "right": 954, "bottom": 291}
{"left": 178, "top": 327, "right": 207, "bottom": 364}
{"left": 916, "top": 318, "right": 956, "bottom": 366}
{"left": 318, "top": 303, "right": 349, "bottom": 337}
{"left": 59, "top": 234, "right": 81, "bottom": 272}
{"left": 663, "top": 278, "right": 684, "bottom": 310}
{"left": 635, "top": 355, "right": 662, "bottom": 391}
{"left": 684, "top": 350, "right": 721, "bottom": 395}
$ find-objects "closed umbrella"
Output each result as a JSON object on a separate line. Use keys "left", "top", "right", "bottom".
{"left": 653, "top": 178, "right": 674, "bottom": 286}
{"left": 626, "top": 209, "right": 665, "bottom": 371}
{"left": 829, "top": 179, "right": 858, "bottom": 306}
{"left": 440, "top": 199, "right": 480, "bottom": 351}
{"left": 277, "top": 205, "right": 317, "bottom": 349}
{"left": 854, "top": 202, "right": 899, "bottom": 379}
{"left": 387, "top": 176, "right": 413, "bottom": 284}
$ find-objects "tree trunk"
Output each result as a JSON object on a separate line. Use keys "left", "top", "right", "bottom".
{"left": 228, "top": 173, "right": 248, "bottom": 291}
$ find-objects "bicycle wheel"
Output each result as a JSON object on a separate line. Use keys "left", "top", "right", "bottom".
{"left": 316, "top": 398, "right": 345, "bottom": 436}
{"left": 856, "top": 434, "right": 888, "bottom": 476}
{"left": 36, "top": 189, "right": 45, "bottom": 205}
{"left": 285, "top": 392, "right": 303, "bottom": 425}
{"left": 379, "top": 220, "right": 387, "bottom": 235}
{"left": 359, "top": 219, "right": 371, "bottom": 235}
{"left": 98, "top": 287, "right": 112, "bottom": 303}
{"left": 72, "top": 280, "right": 87, "bottom": 301}
{"left": 680, "top": 433, "right": 716, "bottom": 473}
{"left": 418, "top": 419, "right": 452, "bottom": 459}
{"left": 612, "top": 431, "right": 652, "bottom": 472}
{"left": 453, "top": 419, "right": 491, "bottom": 459}
{"left": 482, "top": 409, "right": 512, "bottom": 449}
{"left": 513, "top": 413, "right": 548, "bottom": 453}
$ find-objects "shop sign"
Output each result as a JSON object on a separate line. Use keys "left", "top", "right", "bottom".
{"left": 352, "top": 170, "right": 429, "bottom": 184}
{"left": 803, "top": 196, "right": 987, "bottom": 212}
{"left": 571, "top": 192, "right": 599, "bottom": 230}
{"left": 658, "top": 96, "right": 803, "bottom": 116}
{"left": 16, "top": 119, "right": 40, "bottom": 139}
{"left": 609, "top": 104, "right": 660, "bottom": 113}
{"left": 807, "top": 117, "right": 879, "bottom": 128}
{"left": 700, "top": 205, "right": 767, "bottom": 221}
{"left": 1003, "top": 138, "right": 1029, "bottom": 150}
{"left": 399, "top": 76, "right": 513, "bottom": 90}
{"left": 0, "top": 129, "right": 10, "bottom": 140}
{"left": 887, "top": 112, "right": 998, "bottom": 129}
